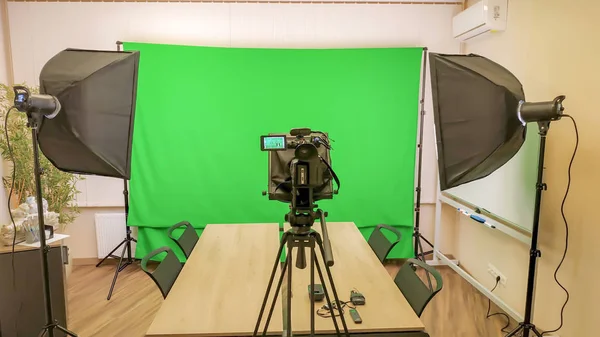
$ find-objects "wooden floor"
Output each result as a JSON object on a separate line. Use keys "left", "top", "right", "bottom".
{"left": 67, "top": 262, "right": 519, "bottom": 337}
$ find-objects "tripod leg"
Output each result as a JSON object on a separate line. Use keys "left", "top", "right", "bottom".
{"left": 531, "top": 326, "right": 544, "bottom": 337}
{"left": 315, "top": 236, "right": 349, "bottom": 337}
{"left": 313, "top": 257, "right": 341, "bottom": 336}
{"left": 55, "top": 324, "right": 79, "bottom": 337}
{"left": 254, "top": 232, "right": 289, "bottom": 337}
{"left": 126, "top": 240, "right": 133, "bottom": 264}
{"left": 262, "top": 257, "right": 289, "bottom": 337}
{"left": 505, "top": 324, "right": 523, "bottom": 337}
{"left": 310, "top": 241, "right": 315, "bottom": 337}
{"left": 417, "top": 237, "right": 433, "bottom": 290}
{"left": 95, "top": 239, "right": 126, "bottom": 267}
{"left": 38, "top": 328, "right": 48, "bottom": 337}
{"left": 107, "top": 243, "right": 128, "bottom": 300}
{"left": 286, "top": 243, "right": 293, "bottom": 337}
{"left": 118, "top": 260, "right": 132, "bottom": 272}
{"left": 416, "top": 233, "right": 424, "bottom": 261}
{"left": 421, "top": 235, "right": 434, "bottom": 248}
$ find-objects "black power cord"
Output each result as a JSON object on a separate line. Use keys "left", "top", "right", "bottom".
{"left": 486, "top": 276, "right": 512, "bottom": 333}
{"left": 4, "top": 107, "right": 18, "bottom": 288}
{"left": 316, "top": 300, "right": 355, "bottom": 318}
{"left": 540, "top": 114, "right": 578, "bottom": 336}
{"left": 4, "top": 107, "right": 24, "bottom": 334}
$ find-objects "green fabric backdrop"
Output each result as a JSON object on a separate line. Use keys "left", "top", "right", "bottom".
{"left": 124, "top": 42, "right": 422, "bottom": 261}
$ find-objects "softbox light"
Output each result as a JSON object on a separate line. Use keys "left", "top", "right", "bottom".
{"left": 429, "top": 53, "right": 526, "bottom": 190}
{"left": 38, "top": 49, "right": 140, "bottom": 179}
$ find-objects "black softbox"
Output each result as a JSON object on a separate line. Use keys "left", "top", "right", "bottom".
{"left": 38, "top": 49, "right": 140, "bottom": 179}
{"left": 429, "top": 53, "right": 526, "bottom": 190}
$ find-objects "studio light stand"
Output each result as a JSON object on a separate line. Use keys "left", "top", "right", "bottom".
{"left": 507, "top": 96, "right": 566, "bottom": 337}
{"left": 504, "top": 122, "right": 548, "bottom": 337}
{"left": 413, "top": 47, "right": 434, "bottom": 262}
{"left": 95, "top": 179, "right": 137, "bottom": 300}
{"left": 94, "top": 40, "right": 138, "bottom": 301}
{"left": 254, "top": 209, "right": 349, "bottom": 337}
{"left": 428, "top": 53, "right": 571, "bottom": 337}
{"left": 28, "top": 111, "right": 78, "bottom": 337}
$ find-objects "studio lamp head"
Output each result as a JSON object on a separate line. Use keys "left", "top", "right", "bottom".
{"left": 12, "top": 48, "right": 140, "bottom": 179}
{"left": 13, "top": 86, "right": 61, "bottom": 119}
{"left": 429, "top": 53, "right": 566, "bottom": 190}
{"left": 518, "top": 95, "right": 566, "bottom": 125}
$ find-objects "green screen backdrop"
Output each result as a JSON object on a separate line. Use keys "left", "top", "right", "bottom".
{"left": 124, "top": 42, "right": 422, "bottom": 260}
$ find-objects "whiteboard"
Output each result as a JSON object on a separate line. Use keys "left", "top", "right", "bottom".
{"left": 444, "top": 123, "right": 540, "bottom": 232}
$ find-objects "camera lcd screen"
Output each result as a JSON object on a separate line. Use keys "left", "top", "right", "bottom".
{"left": 261, "top": 135, "right": 286, "bottom": 151}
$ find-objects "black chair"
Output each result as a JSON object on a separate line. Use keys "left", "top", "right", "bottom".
{"left": 367, "top": 224, "right": 402, "bottom": 263}
{"left": 141, "top": 247, "right": 184, "bottom": 298}
{"left": 394, "top": 258, "right": 443, "bottom": 317}
{"left": 167, "top": 221, "right": 199, "bottom": 259}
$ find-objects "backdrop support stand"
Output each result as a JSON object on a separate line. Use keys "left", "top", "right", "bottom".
{"left": 505, "top": 122, "right": 549, "bottom": 337}
{"left": 413, "top": 47, "right": 434, "bottom": 262}
{"left": 94, "top": 40, "right": 138, "bottom": 301}
{"left": 28, "top": 112, "right": 78, "bottom": 337}
{"left": 95, "top": 179, "right": 137, "bottom": 300}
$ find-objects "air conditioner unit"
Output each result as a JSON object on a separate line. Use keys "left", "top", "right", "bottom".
{"left": 453, "top": 0, "right": 508, "bottom": 42}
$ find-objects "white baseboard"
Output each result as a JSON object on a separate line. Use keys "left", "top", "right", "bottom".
{"left": 435, "top": 250, "right": 524, "bottom": 322}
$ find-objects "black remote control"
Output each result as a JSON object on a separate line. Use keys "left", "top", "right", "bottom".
{"left": 349, "top": 308, "right": 362, "bottom": 324}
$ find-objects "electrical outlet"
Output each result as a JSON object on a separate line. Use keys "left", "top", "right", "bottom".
{"left": 487, "top": 263, "right": 507, "bottom": 286}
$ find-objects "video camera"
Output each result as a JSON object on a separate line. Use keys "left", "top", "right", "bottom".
{"left": 261, "top": 128, "right": 339, "bottom": 227}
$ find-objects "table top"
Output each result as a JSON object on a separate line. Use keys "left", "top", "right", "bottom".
{"left": 146, "top": 223, "right": 283, "bottom": 337}
{"left": 284, "top": 222, "right": 425, "bottom": 334}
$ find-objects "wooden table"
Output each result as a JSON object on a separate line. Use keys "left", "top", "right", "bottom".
{"left": 284, "top": 222, "right": 425, "bottom": 335}
{"left": 146, "top": 223, "right": 283, "bottom": 337}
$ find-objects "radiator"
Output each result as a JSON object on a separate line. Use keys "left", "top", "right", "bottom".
{"left": 94, "top": 213, "right": 135, "bottom": 259}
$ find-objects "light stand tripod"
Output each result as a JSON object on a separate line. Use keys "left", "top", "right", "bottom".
{"left": 254, "top": 209, "right": 349, "bottom": 337}
{"left": 28, "top": 112, "right": 77, "bottom": 337}
{"left": 413, "top": 47, "right": 434, "bottom": 262}
{"left": 95, "top": 179, "right": 137, "bottom": 300}
{"left": 506, "top": 121, "right": 550, "bottom": 337}
{"left": 94, "top": 39, "right": 138, "bottom": 301}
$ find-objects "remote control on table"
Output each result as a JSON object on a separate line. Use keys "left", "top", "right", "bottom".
{"left": 349, "top": 308, "right": 362, "bottom": 324}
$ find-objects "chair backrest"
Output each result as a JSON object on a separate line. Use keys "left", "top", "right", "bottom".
{"left": 167, "top": 221, "right": 199, "bottom": 259}
{"left": 367, "top": 224, "right": 402, "bottom": 263}
{"left": 141, "top": 247, "right": 183, "bottom": 298}
{"left": 394, "top": 258, "right": 443, "bottom": 317}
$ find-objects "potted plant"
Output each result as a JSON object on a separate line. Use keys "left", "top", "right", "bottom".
{"left": 0, "top": 83, "right": 80, "bottom": 231}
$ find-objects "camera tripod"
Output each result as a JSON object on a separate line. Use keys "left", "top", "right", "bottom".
{"left": 254, "top": 209, "right": 349, "bottom": 337}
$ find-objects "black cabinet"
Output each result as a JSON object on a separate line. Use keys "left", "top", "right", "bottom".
{"left": 0, "top": 247, "right": 68, "bottom": 337}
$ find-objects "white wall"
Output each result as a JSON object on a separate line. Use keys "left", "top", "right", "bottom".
{"left": 0, "top": 1, "right": 10, "bottom": 224}
{"left": 64, "top": 207, "right": 125, "bottom": 260}
{"left": 6, "top": 2, "right": 461, "bottom": 258}
{"left": 443, "top": 1, "right": 600, "bottom": 336}
{"left": 0, "top": 0, "right": 9, "bottom": 85}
